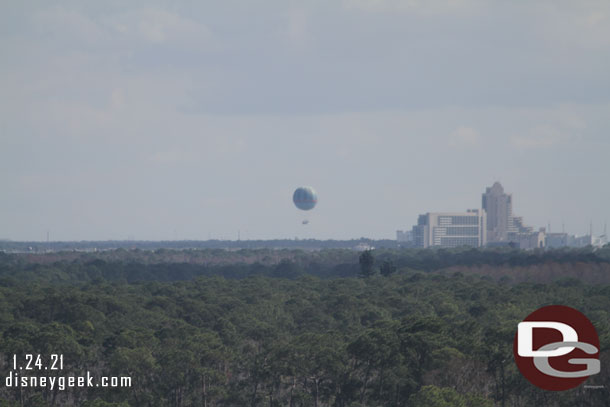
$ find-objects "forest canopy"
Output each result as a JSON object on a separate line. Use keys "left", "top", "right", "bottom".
{"left": 0, "top": 246, "right": 608, "bottom": 406}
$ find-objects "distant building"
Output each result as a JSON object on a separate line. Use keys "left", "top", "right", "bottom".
{"left": 546, "top": 232, "right": 607, "bottom": 249}
{"left": 398, "top": 182, "right": 605, "bottom": 251}
{"left": 482, "top": 182, "right": 543, "bottom": 249}
{"left": 482, "top": 182, "right": 512, "bottom": 242}
{"left": 546, "top": 233, "right": 570, "bottom": 248}
{"left": 353, "top": 243, "right": 375, "bottom": 251}
{"left": 593, "top": 234, "right": 608, "bottom": 248}
{"left": 569, "top": 234, "right": 607, "bottom": 248}
{"left": 508, "top": 216, "right": 533, "bottom": 235}
{"left": 571, "top": 235, "right": 593, "bottom": 248}
{"left": 411, "top": 209, "right": 487, "bottom": 248}
{"left": 506, "top": 218, "right": 544, "bottom": 249}
{"left": 396, "top": 230, "right": 413, "bottom": 244}
{"left": 508, "top": 227, "right": 546, "bottom": 249}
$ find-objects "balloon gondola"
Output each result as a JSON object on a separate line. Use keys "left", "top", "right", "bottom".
{"left": 293, "top": 186, "right": 317, "bottom": 225}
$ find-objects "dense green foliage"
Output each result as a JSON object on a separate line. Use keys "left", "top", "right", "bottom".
{"left": 2, "top": 245, "right": 610, "bottom": 284}
{"left": 0, "top": 247, "right": 608, "bottom": 406}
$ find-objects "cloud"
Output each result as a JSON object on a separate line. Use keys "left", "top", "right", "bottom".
{"left": 148, "top": 136, "right": 247, "bottom": 166}
{"left": 342, "top": 0, "right": 481, "bottom": 14}
{"left": 27, "top": 6, "right": 213, "bottom": 51}
{"left": 285, "top": 8, "right": 310, "bottom": 47}
{"left": 148, "top": 150, "right": 194, "bottom": 165}
{"left": 107, "top": 8, "right": 211, "bottom": 46}
{"left": 510, "top": 125, "right": 579, "bottom": 149}
{"left": 587, "top": 11, "right": 606, "bottom": 27}
{"left": 449, "top": 126, "right": 480, "bottom": 146}
{"left": 2, "top": 2, "right": 610, "bottom": 239}
{"left": 31, "top": 7, "right": 107, "bottom": 47}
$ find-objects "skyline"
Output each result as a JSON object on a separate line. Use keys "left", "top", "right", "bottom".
{"left": 2, "top": 180, "right": 606, "bottom": 242}
{"left": 1, "top": 2, "right": 610, "bottom": 241}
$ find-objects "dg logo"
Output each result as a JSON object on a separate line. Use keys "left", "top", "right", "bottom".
{"left": 513, "top": 305, "right": 601, "bottom": 391}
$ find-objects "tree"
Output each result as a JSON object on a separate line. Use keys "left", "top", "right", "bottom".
{"left": 359, "top": 250, "right": 376, "bottom": 278}
{"left": 408, "top": 385, "right": 493, "bottom": 407}
{"left": 347, "top": 322, "right": 405, "bottom": 405}
{"left": 380, "top": 260, "right": 397, "bottom": 277}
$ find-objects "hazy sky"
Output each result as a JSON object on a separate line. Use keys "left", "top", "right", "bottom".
{"left": 2, "top": 1, "right": 610, "bottom": 241}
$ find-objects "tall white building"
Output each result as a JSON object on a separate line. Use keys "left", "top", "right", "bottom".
{"left": 412, "top": 209, "right": 487, "bottom": 248}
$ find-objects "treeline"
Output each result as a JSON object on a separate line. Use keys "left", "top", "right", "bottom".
{"left": 0, "top": 248, "right": 609, "bottom": 406}
{"left": 1, "top": 246, "right": 610, "bottom": 284}
{"left": 0, "top": 272, "right": 608, "bottom": 406}
{"left": 0, "top": 238, "right": 397, "bottom": 253}
{"left": 375, "top": 245, "right": 610, "bottom": 271}
{"left": 0, "top": 250, "right": 360, "bottom": 284}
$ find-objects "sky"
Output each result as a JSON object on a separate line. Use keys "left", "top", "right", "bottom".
{"left": 1, "top": 1, "right": 610, "bottom": 241}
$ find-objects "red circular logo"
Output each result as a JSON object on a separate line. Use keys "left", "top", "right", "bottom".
{"left": 513, "top": 305, "right": 600, "bottom": 391}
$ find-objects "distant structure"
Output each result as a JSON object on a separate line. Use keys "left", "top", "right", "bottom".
{"left": 396, "top": 230, "right": 413, "bottom": 243}
{"left": 353, "top": 242, "right": 375, "bottom": 251}
{"left": 545, "top": 233, "right": 570, "bottom": 248}
{"left": 411, "top": 210, "right": 486, "bottom": 248}
{"left": 482, "top": 182, "right": 512, "bottom": 242}
{"left": 507, "top": 226, "right": 546, "bottom": 250}
{"left": 592, "top": 234, "right": 608, "bottom": 247}
{"left": 482, "top": 182, "right": 543, "bottom": 249}
{"left": 400, "top": 182, "right": 608, "bottom": 250}
{"left": 547, "top": 232, "right": 608, "bottom": 249}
